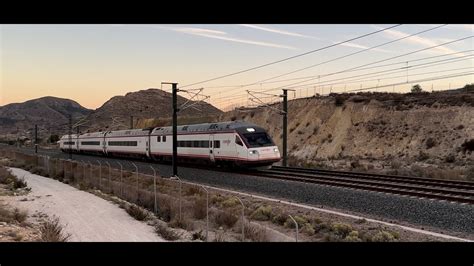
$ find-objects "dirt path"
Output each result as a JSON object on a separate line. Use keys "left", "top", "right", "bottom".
{"left": 7, "top": 167, "right": 164, "bottom": 242}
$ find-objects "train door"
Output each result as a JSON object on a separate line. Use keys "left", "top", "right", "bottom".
{"left": 209, "top": 134, "right": 215, "bottom": 162}
{"left": 146, "top": 133, "right": 151, "bottom": 158}
{"left": 102, "top": 133, "right": 107, "bottom": 155}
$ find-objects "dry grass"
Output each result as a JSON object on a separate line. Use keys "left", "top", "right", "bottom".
{"left": 13, "top": 208, "right": 28, "bottom": 223}
{"left": 243, "top": 222, "right": 268, "bottom": 242}
{"left": 39, "top": 217, "right": 71, "bottom": 242}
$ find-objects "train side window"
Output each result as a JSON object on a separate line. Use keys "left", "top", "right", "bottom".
{"left": 235, "top": 136, "right": 243, "bottom": 146}
{"left": 157, "top": 136, "right": 161, "bottom": 142}
{"left": 209, "top": 141, "right": 213, "bottom": 148}
{"left": 163, "top": 136, "right": 166, "bottom": 142}
{"left": 193, "top": 141, "right": 199, "bottom": 147}
{"left": 214, "top": 140, "right": 220, "bottom": 148}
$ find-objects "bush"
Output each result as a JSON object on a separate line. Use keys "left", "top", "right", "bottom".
{"left": 425, "top": 138, "right": 437, "bottom": 149}
{"left": 284, "top": 215, "right": 308, "bottom": 228}
{"left": 371, "top": 230, "right": 397, "bottom": 242}
{"left": 214, "top": 211, "right": 238, "bottom": 228}
{"left": 461, "top": 139, "right": 474, "bottom": 152}
{"left": 221, "top": 197, "right": 240, "bottom": 208}
{"left": 271, "top": 213, "right": 287, "bottom": 226}
{"left": 169, "top": 217, "right": 194, "bottom": 231}
{"left": 250, "top": 205, "right": 273, "bottom": 221}
{"left": 193, "top": 197, "right": 207, "bottom": 220}
{"left": 445, "top": 154, "right": 456, "bottom": 163}
{"left": 185, "top": 186, "right": 201, "bottom": 196}
{"left": 13, "top": 208, "right": 27, "bottom": 223}
{"left": 335, "top": 95, "right": 346, "bottom": 106}
{"left": 331, "top": 223, "right": 353, "bottom": 237}
{"left": 155, "top": 223, "right": 179, "bottom": 241}
{"left": 418, "top": 151, "right": 430, "bottom": 161}
{"left": 39, "top": 217, "right": 71, "bottom": 242}
{"left": 302, "top": 223, "right": 315, "bottom": 236}
{"left": 13, "top": 178, "right": 28, "bottom": 189}
{"left": 344, "top": 231, "right": 362, "bottom": 242}
{"left": 0, "top": 205, "right": 13, "bottom": 223}
{"left": 192, "top": 230, "right": 206, "bottom": 241}
{"left": 125, "top": 205, "right": 149, "bottom": 221}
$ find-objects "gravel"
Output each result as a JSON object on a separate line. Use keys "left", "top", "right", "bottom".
{"left": 16, "top": 147, "right": 474, "bottom": 238}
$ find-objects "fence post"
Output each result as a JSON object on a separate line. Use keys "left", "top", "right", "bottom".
{"left": 288, "top": 215, "right": 298, "bottom": 242}
{"left": 171, "top": 175, "right": 182, "bottom": 222}
{"left": 150, "top": 166, "right": 158, "bottom": 215}
{"left": 88, "top": 162, "right": 93, "bottom": 187}
{"left": 116, "top": 161, "right": 123, "bottom": 198}
{"left": 201, "top": 185, "right": 209, "bottom": 242}
{"left": 234, "top": 196, "right": 245, "bottom": 242}
{"left": 105, "top": 161, "right": 111, "bottom": 193}
{"left": 131, "top": 162, "right": 138, "bottom": 203}
{"left": 96, "top": 160, "right": 102, "bottom": 190}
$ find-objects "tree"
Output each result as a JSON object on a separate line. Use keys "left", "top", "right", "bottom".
{"left": 411, "top": 84, "right": 423, "bottom": 93}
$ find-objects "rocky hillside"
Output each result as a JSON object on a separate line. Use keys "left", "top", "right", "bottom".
{"left": 84, "top": 88, "right": 223, "bottom": 131}
{"left": 219, "top": 88, "right": 474, "bottom": 180}
{"left": 0, "top": 97, "right": 92, "bottom": 139}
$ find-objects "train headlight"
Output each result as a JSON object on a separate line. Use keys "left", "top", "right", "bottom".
{"left": 274, "top": 148, "right": 279, "bottom": 153}
{"left": 249, "top": 150, "right": 258, "bottom": 155}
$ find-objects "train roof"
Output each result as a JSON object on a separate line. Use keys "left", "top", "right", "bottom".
{"left": 151, "top": 120, "right": 267, "bottom": 135}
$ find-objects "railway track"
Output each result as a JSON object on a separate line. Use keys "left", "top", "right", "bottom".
{"left": 251, "top": 166, "right": 474, "bottom": 205}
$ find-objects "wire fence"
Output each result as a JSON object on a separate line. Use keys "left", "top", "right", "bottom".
{"left": 0, "top": 148, "right": 280, "bottom": 242}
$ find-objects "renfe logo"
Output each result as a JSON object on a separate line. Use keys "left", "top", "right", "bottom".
{"left": 223, "top": 139, "right": 231, "bottom": 145}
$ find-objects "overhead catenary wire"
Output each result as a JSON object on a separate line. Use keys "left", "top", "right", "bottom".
{"left": 210, "top": 53, "right": 474, "bottom": 105}
{"left": 206, "top": 24, "right": 448, "bottom": 96}
{"left": 179, "top": 24, "right": 403, "bottom": 89}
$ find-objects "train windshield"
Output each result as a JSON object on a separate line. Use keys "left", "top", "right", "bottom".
{"left": 242, "top": 133, "right": 274, "bottom": 147}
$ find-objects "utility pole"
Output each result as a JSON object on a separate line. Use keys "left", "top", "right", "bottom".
{"left": 162, "top": 82, "right": 179, "bottom": 177}
{"left": 68, "top": 115, "right": 72, "bottom": 160}
{"left": 130, "top": 116, "right": 133, "bottom": 129}
{"left": 35, "top": 125, "right": 38, "bottom": 154}
{"left": 172, "top": 83, "right": 178, "bottom": 177}
{"left": 281, "top": 89, "right": 288, "bottom": 167}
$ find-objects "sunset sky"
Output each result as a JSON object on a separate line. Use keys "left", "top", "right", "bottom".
{"left": 1, "top": 24, "right": 473, "bottom": 111}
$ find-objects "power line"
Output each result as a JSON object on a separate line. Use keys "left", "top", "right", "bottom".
{"left": 210, "top": 53, "right": 474, "bottom": 105}
{"left": 345, "top": 72, "right": 474, "bottom": 93}
{"left": 179, "top": 24, "right": 403, "bottom": 89}
{"left": 207, "top": 24, "right": 447, "bottom": 95}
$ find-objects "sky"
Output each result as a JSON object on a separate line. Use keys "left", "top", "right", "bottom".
{"left": 1, "top": 24, "right": 473, "bottom": 111}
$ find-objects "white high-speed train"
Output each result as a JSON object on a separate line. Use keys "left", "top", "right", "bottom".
{"left": 59, "top": 121, "right": 281, "bottom": 168}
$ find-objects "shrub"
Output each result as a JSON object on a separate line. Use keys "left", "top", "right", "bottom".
{"left": 155, "top": 223, "right": 179, "bottom": 241}
{"left": 169, "top": 217, "right": 193, "bottom": 231}
{"left": 39, "top": 217, "right": 71, "bottom": 242}
{"left": 185, "top": 186, "right": 201, "bottom": 196}
{"left": 214, "top": 211, "right": 238, "bottom": 228}
{"left": 344, "top": 231, "right": 362, "bottom": 242}
{"left": 466, "top": 167, "right": 474, "bottom": 181}
{"left": 13, "top": 208, "right": 27, "bottom": 223}
{"left": 418, "top": 151, "right": 430, "bottom": 161}
{"left": 250, "top": 205, "right": 273, "bottom": 221}
{"left": 0, "top": 205, "right": 13, "bottom": 223}
{"left": 297, "top": 130, "right": 303, "bottom": 135}
{"left": 331, "top": 223, "right": 353, "bottom": 237}
{"left": 271, "top": 213, "right": 287, "bottom": 226}
{"left": 193, "top": 197, "right": 207, "bottom": 220}
{"left": 284, "top": 215, "right": 307, "bottom": 228}
{"left": 302, "top": 223, "right": 315, "bottom": 236}
{"left": 445, "top": 154, "right": 456, "bottom": 163}
{"left": 221, "top": 197, "right": 239, "bottom": 208}
{"left": 461, "top": 139, "right": 474, "bottom": 152}
{"left": 371, "top": 230, "right": 397, "bottom": 242}
{"left": 425, "top": 138, "right": 437, "bottom": 149}
{"left": 125, "top": 205, "right": 149, "bottom": 221}
{"left": 335, "top": 95, "right": 345, "bottom": 106}
{"left": 13, "top": 178, "right": 28, "bottom": 189}
{"left": 192, "top": 230, "right": 206, "bottom": 241}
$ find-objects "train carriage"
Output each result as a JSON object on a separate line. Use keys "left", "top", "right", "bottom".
{"left": 60, "top": 121, "right": 281, "bottom": 168}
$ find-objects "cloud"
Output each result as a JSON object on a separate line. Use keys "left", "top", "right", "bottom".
{"left": 372, "top": 25, "right": 463, "bottom": 55}
{"left": 162, "top": 26, "right": 297, "bottom": 50}
{"left": 446, "top": 24, "right": 474, "bottom": 31}
{"left": 239, "top": 24, "right": 321, "bottom": 40}
{"left": 332, "top": 41, "right": 393, "bottom": 53}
